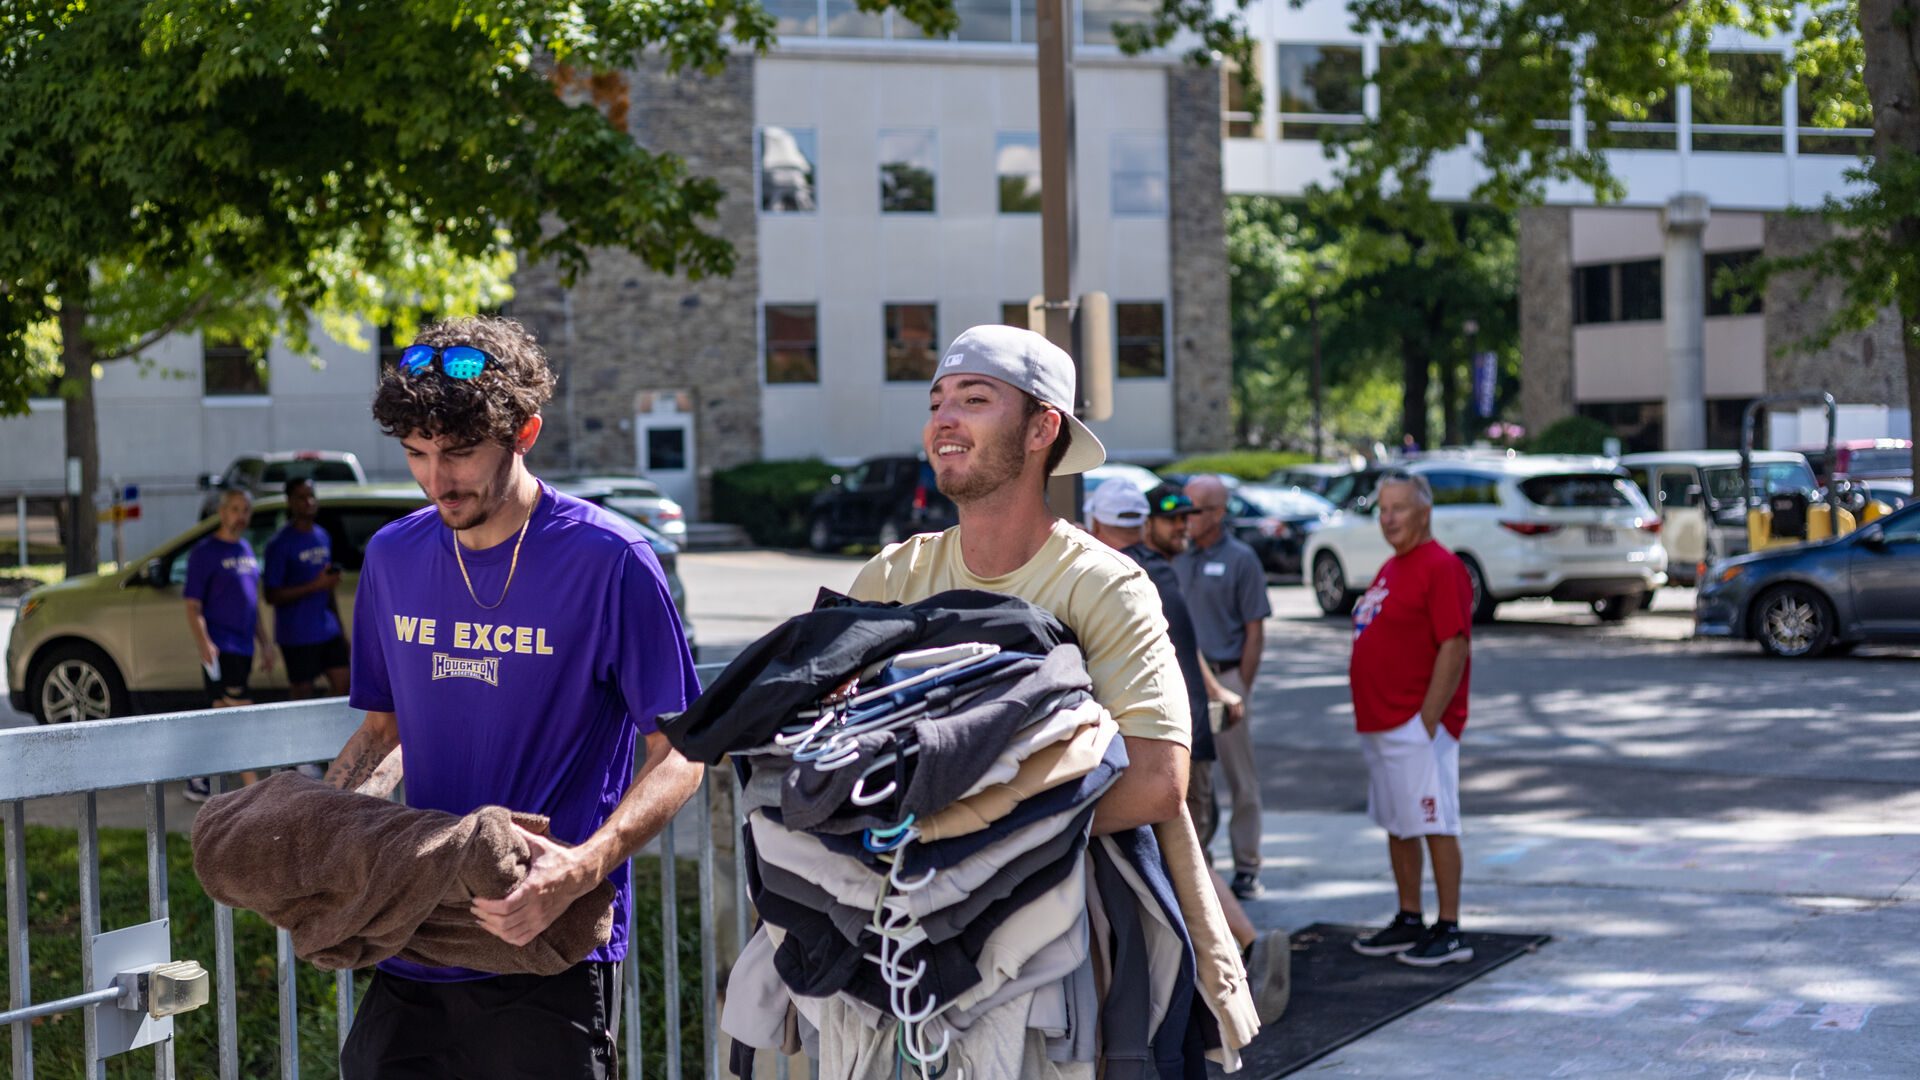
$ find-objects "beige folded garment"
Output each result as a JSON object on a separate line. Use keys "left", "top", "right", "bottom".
{"left": 915, "top": 716, "right": 1118, "bottom": 842}
{"left": 191, "top": 770, "right": 613, "bottom": 975}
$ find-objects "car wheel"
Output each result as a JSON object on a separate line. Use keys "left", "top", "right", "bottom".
{"left": 1753, "top": 584, "right": 1835, "bottom": 658}
{"left": 1593, "top": 595, "right": 1638, "bottom": 622}
{"left": 30, "top": 641, "right": 128, "bottom": 724}
{"left": 1311, "top": 552, "right": 1355, "bottom": 616}
{"left": 877, "top": 520, "right": 904, "bottom": 547}
{"left": 807, "top": 515, "right": 835, "bottom": 553}
{"left": 1459, "top": 556, "right": 1499, "bottom": 623}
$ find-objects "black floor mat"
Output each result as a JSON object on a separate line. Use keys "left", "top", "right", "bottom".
{"left": 1210, "top": 922, "right": 1552, "bottom": 1079}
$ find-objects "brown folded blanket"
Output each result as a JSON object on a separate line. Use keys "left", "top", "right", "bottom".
{"left": 190, "top": 770, "right": 613, "bottom": 975}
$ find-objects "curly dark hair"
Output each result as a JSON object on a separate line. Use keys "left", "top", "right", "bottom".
{"left": 372, "top": 316, "right": 556, "bottom": 448}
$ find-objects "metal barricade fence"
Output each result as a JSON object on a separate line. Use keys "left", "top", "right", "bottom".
{"left": 0, "top": 663, "right": 799, "bottom": 1080}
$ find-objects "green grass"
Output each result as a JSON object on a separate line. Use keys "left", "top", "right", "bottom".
{"left": 2, "top": 827, "right": 708, "bottom": 1078}
{"left": 1164, "top": 449, "right": 1317, "bottom": 483}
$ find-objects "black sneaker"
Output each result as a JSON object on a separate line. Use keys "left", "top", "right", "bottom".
{"left": 1397, "top": 924, "right": 1474, "bottom": 967}
{"left": 1352, "top": 913, "right": 1425, "bottom": 956}
{"left": 1230, "top": 872, "right": 1266, "bottom": 901}
{"left": 183, "top": 777, "right": 211, "bottom": 804}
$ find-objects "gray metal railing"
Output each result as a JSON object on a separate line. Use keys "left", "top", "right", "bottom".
{"left": 1, "top": 667, "right": 758, "bottom": 1080}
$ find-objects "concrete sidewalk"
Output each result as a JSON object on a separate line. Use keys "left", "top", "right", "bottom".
{"left": 1228, "top": 810, "right": 1920, "bottom": 1078}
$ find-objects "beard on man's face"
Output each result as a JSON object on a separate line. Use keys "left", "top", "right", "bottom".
{"left": 935, "top": 416, "right": 1030, "bottom": 504}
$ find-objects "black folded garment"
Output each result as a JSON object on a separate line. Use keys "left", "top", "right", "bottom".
{"left": 659, "top": 589, "right": 1074, "bottom": 765}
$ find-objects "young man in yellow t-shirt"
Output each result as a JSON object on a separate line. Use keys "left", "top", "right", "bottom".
{"left": 847, "top": 324, "right": 1260, "bottom": 1058}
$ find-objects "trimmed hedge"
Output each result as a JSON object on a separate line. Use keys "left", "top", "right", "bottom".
{"left": 1163, "top": 450, "right": 1315, "bottom": 483}
{"left": 1525, "top": 416, "right": 1615, "bottom": 456}
{"left": 710, "top": 458, "right": 841, "bottom": 547}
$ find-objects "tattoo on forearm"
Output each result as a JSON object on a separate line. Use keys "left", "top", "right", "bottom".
{"left": 326, "top": 737, "right": 402, "bottom": 798}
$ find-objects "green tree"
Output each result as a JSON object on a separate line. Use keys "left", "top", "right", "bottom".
{"left": 1318, "top": 0, "right": 1919, "bottom": 444}
{"left": 1228, "top": 197, "right": 1518, "bottom": 454}
{"left": 2, "top": 0, "right": 1252, "bottom": 577}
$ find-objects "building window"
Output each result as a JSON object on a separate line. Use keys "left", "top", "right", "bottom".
{"left": 884, "top": 303, "right": 940, "bottom": 382}
{"left": 764, "top": 0, "right": 820, "bottom": 36}
{"left": 1706, "top": 250, "right": 1765, "bottom": 316}
{"left": 1110, "top": 133, "right": 1167, "bottom": 216}
{"left": 1594, "top": 89, "right": 1677, "bottom": 150}
{"left": 760, "top": 127, "right": 818, "bottom": 213}
{"left": 1115, "top": 302, "right": 1166, "bottom": 378}
{"left": 1222, "top": 58, "right": 1258, "bottom": 138}
{"left": 1081, "top": 0, "right": 1155, "bottom": 47}
{"left": 1573, "top": 260, "right": 1662, "bottom": 324}
{"left": 1002, "top": 301, "right": 1033, "bottom": 329}
{"left": 1376, "top": 45, "right": 1480, "bottom": 119}
{"left": 879, "top": 130, "right": 937, "bottom": 214}
{"left": 1276, "top": 44, "right": 1364, "bottom": 141}
{"left": 825, "top": 0, "right": 884, "bottom": 37}
{"left": 1797, "top": 64, "right": 1872, "bottom": 156}
{"left": 996, "top": 133, "right": 1043, "bottom": 214}
{"left": 204, "top": 335, "right": 267, "bottom": 396}
{"left": 1693, "top": 52, "right": 1786, "bottom": 153}
{"left": 764, "top": 304, "right": 820, "bottom": 384}
{"left": 955, "top": 0, "right": 1013, "bottom": 42}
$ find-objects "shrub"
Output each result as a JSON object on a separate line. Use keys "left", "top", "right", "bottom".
{"left": 1525, "top": 416, "right": 1616, "bottom": 456}
{"left": 710, "top": 458, "right": 841, "bottom": 547}
{"left": 1163, "top": 450, "right": 1315, "bottom": 483}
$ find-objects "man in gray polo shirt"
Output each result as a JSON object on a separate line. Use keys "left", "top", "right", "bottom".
{"left": 1174, "top": 474, "right": 1273, "bottom": 900}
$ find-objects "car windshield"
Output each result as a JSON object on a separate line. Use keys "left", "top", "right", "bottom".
{"left": 261, "top": 460, "right": 358, "bottom": 484}
{"left": 1703, "top": 462, "right": 1817, "bottom": 505}
{"left": 1844, "top": 448, "right": 1912, "bottom": 476}
{"left": 1519, "top": 473, "right": 1640, "bottom": 508}
{"left": 1323, "top": 471, "right": 1380, "bottom": 510}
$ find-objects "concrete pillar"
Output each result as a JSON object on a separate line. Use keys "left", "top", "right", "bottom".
{"left": 1662, "top": 193, "right": 1711, "bottom": 449}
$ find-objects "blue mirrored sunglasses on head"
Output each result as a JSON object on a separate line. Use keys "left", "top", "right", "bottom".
{"left": 398, "top": 344, "right": 492, "bottom": 380}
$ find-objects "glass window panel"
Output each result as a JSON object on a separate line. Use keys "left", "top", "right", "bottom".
{"left": 1115, "top": 301, "right": 1166, "bottom": 378}
{"left": 760, "top": 127, "right": 818, "bottom": 213}
{"left": 1081, "top": 0, "right": 1154, "bottom": 47}
{"left": 1110, "top": 133, "right": 1167, "bottom": 216}
{"left": 1376, "top": 45, "right": 1480, "bottom": 113}
{"left": 879, "top": 129, "right": 937, "bottom": 213}
{"left": 1276, "top": 44, "right": 1364, "bottom": 116}
{"left": 646, "top": 429, "right": 688, "bottom": 473}
{"left": 1694, "top": 52, "right": 1785, "bottom": 128}
{"left": 763, "top": 0, "right": 821, "bottom": 36}
{"left": 1706, "top": 250, "right": 1764, "bottom": 317}
{"left": 885, "top": 303, "right": 940, "bottom": 382}
{"left": 1796, "top": 62, "right": 1871, "bottom": 155}
{"left": 824, "top": 0, "right": 885, "bottom": 38}
{"left": 1596, "top": 91, "right": 1676, "bottom": 150}
{"left": 764, "top": 304, "right": 819, "bottom": 384}
{"left": 1574, "top": 264, "right": 1614, "bottom": 325}
{"left": 996, "top": 132, "right": 1043, "bottom": 214}
{"left": 1618, "top": 259, "right": 1662, "bottom": 322}
{"left": 1017, "top": 0, "right": 1037, "bottom": 42}
{"left": 203, "top": 336, "right": 268, "bottom": 396}
{"left": 955, "top": 0, "right": 1012, "bottom": 41}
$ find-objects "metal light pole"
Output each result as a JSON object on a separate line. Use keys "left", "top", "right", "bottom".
{"left": 1036, "top": 0, "right": 1081, "bottom": 520}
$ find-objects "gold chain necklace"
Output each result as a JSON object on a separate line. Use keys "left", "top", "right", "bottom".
{"left": 452, "top": 504, "right": 534, "bottom": 610}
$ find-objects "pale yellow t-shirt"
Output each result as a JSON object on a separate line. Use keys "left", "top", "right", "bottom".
{"left": 847, "top": 519, "right": 1191, "bottom": 748}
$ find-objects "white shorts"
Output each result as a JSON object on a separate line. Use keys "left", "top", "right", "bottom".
{"left": 1359, "top": 716, "right": 1461, "bottom": 838}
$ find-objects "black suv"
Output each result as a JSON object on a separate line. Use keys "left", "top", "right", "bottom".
{"left": 808, "top": 456, "right": 957, "bottom": 551}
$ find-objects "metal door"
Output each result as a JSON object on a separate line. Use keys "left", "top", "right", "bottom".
{"left": 635, "top": 391, "right": 698, "bottom": 520}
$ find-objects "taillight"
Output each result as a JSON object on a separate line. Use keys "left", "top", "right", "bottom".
{"left": 1635, "top": 517, "right": 1661, "bottom": 534}
{"left": 913, "top": 484, "right": 928, "bottom": 511}
{"left": 658, "top": 507, "right": 683, "bottom": 521}
{"left": 1500, "top": 521, "right": 1560, "bottom": 536}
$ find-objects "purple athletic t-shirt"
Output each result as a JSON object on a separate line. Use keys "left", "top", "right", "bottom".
{"left": 348, "top": 482, "right": 700, "bottom": 982}
{"left": 263, "top": 524, "right": 342, "bottom": 646}
{"left": 183, "top": 537, "right": 260, "bottom": 656}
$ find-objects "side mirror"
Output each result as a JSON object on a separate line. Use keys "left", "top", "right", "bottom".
{"left": 143, "top": 559, "right": 166, "bottom": 587}
{"left": 1857, "top": 526, "right": 1887, "bottom": 549}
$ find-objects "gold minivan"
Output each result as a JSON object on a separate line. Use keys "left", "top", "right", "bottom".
{"left": 8, "top": 485, "right": 692, "bottom": 722}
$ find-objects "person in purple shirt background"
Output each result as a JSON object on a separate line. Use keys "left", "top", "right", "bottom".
{"left": 263, "top": 477, "right": 350, "bottom": 702}
{"left": 182, "top": 486, "right": 274, "bottom": 802}
{"left": 330, "top": 314, "right": 703, "bottom": 1079}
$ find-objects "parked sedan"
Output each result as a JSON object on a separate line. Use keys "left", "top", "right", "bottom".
{"left": 549, "top": 473, "right": 686, "bottom": 538}
{"left": 1695, "top": 500, "right": 1920, "bottom": 657}
{"left": 1227, "top": 484, "right": 1334, "bottom": 579}
{"left": 808, "top": 455, "right": 957, "bottom": 551}
{"left": 8, "top": 487, "right": 695, "bottom": 722}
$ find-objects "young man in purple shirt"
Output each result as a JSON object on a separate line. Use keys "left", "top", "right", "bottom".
{"left": 183, "top": 486, "right": 273, "bottom": 801}
{"left": 330, "top": 315, "right": 704, "bottom": 1078}
{"left": 263, "top": 478, "right": 349, "bottom": 700}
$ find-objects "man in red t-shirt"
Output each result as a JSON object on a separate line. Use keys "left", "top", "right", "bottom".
{"left": 1347, "top": 472, "right": 1475, "bottom": 966}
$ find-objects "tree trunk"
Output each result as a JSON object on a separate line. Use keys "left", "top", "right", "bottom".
{"left": 1858, "top": 0, "right": 1920, "bottom": 440}
{"left": 1401, "top": 336, "right": 1430, "bottom": 450}
{"left": 57, "top": 281, "right": 100, "bottom": 578}
{"left": 1439, "top": 349, "right": 1461, "bottom": 447}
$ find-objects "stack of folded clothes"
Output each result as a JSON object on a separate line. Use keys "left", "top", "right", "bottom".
{"left": 661, "top": 590, "right": 1245, "bottom": 1080}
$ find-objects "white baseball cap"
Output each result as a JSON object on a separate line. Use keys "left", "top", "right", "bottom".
{"left": 931, "top": 325, "right": 1107, "bottom": 476}
{"left": 1085, "top": 480, "right": 1150, "bottom": 527}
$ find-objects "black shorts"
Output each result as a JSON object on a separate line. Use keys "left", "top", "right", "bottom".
{"left": 282, "top": 635, "right": 351, "bottom": 685}
{"left": 202, "top": 652, "right": 253, "bottom": 702}
{"left": 341, "top": 961, "right": 620, "bottom": 1080}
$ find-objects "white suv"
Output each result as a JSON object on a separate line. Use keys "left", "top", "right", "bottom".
{"left": 1302, "top": 454, "right": 1669, "bottom": 623}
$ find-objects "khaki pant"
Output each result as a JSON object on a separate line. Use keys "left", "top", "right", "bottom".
{"left": 1204, "top": 667, "right": 1263, "bottom": 876}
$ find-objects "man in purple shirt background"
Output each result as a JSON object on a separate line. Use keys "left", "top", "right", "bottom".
{"left": 331, "top": 315, "right": 704, "bottom": 1079}
{"left": 263, "top": 477, "right": 350, "bottom": 701}
{"left": 183, "top": 486, "right": 274, "bottom": 801}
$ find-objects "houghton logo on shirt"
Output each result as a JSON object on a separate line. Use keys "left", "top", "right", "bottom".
{"left": 431, "top": 653, "right": 500, "bottom": 686}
